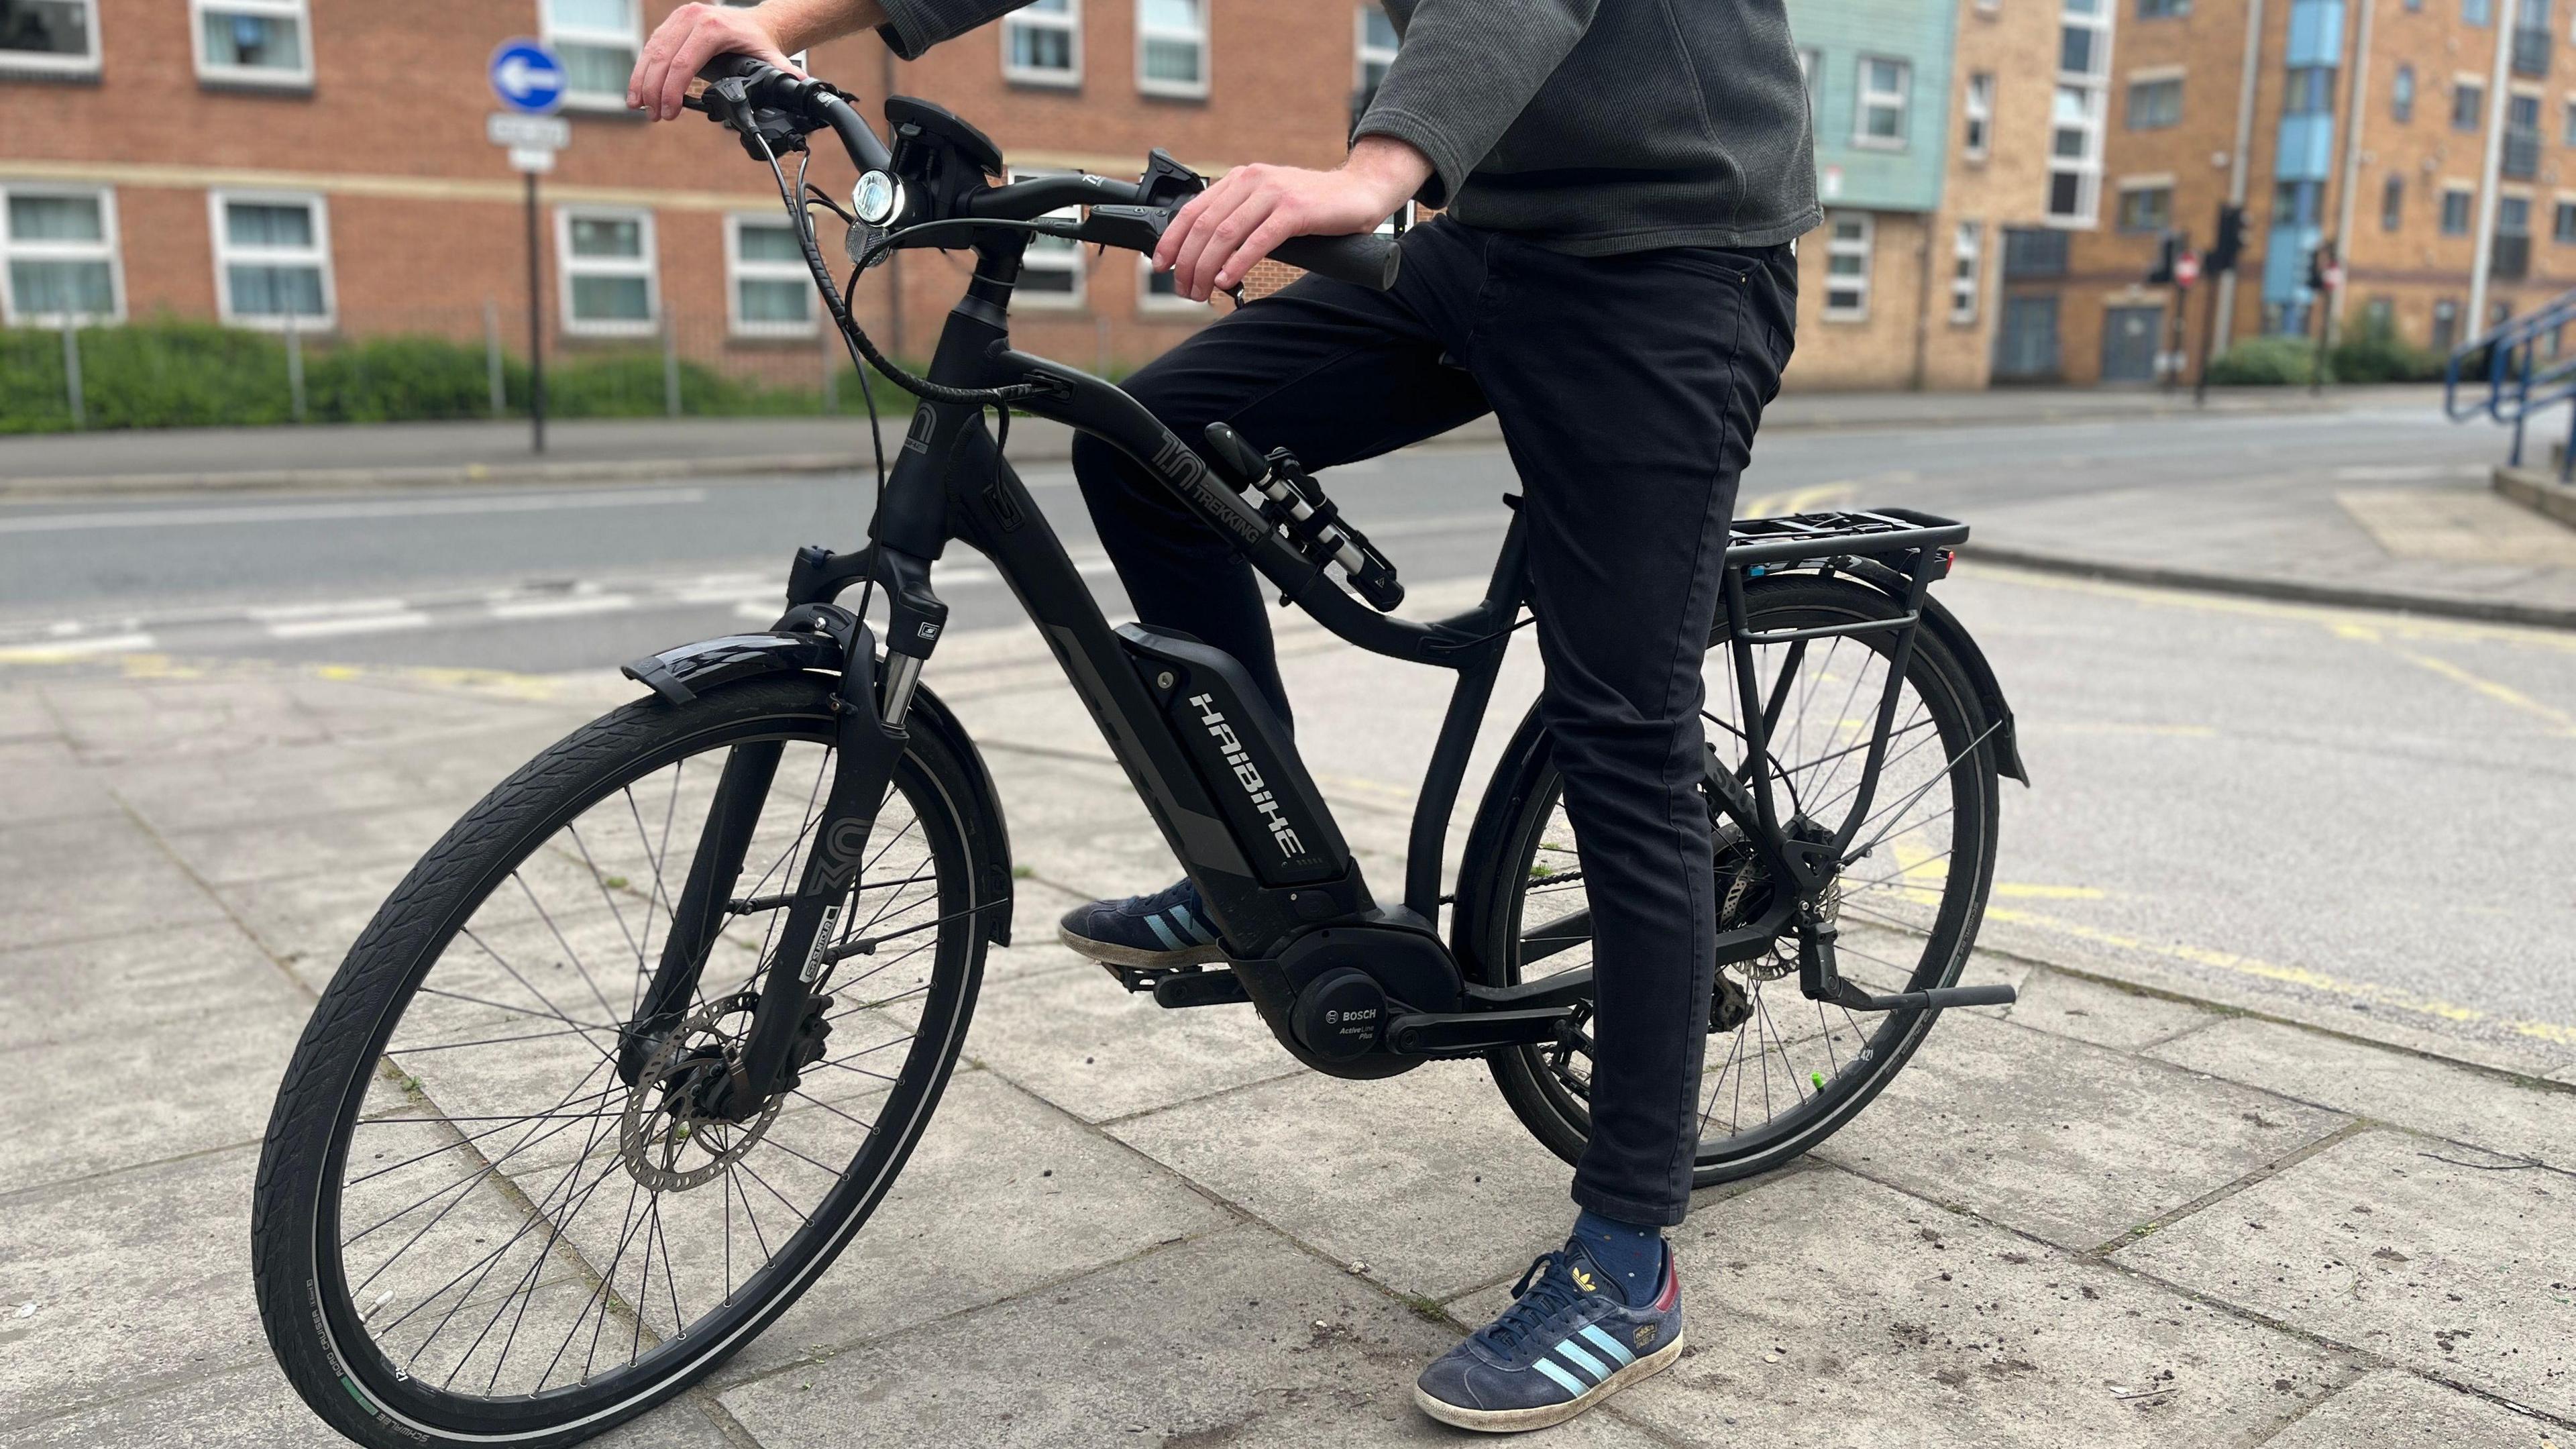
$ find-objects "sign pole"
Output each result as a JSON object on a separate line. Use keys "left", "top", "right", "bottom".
{"left": 525, "top": 170, "right": 546, "bottom": 455}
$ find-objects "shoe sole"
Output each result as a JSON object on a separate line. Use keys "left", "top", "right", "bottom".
{"left": 1056, "top": 923, "right": 1226, "bottom": 970}
{"left": 1411, "top": 1332, "right": 1686, "bottom": 1434}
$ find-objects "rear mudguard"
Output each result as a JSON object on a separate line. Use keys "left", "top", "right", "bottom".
{"left": 1446, "top": 564, "right": 2025, "bottom": 980}
{"left": 622, "top": 627, "right": 1015, "bottom": 945}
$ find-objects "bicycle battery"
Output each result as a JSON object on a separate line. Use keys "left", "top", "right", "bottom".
{"left": 1118, "top": 625, "right": 1348, "bottom": 888}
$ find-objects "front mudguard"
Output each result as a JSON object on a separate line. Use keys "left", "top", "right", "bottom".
{"left": 621, "top": 624, "right": 1016, "bottom": 945}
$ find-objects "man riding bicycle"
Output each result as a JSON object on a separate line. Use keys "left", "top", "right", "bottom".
{"left": 633, "top": 0, "right": 1815, "bottom": 1430}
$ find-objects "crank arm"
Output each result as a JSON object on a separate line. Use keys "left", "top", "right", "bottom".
{"left": 1809, "top": 978, "right": 2018, "bottom": 1013}
{"left": 1385, "top": 1006, "right": 1576, "bottom": 1057}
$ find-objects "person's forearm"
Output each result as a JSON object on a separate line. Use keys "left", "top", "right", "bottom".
{"left": 752, "top": 0, "right": 887, "bottom": 52}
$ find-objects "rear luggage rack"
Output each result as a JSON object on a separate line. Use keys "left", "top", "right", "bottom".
{"left": 1725, "top": 507, "right": 1968, "bottom": 572}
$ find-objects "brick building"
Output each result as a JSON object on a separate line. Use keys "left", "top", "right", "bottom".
{"left": 0, "top": 0, "right": 1364, "bottom": 384}
{"left": 1996, "top": 0, "right": 2576, "bottom": 384}
{"left": 1781, "top": 0, "right": 2073, "bottom": 389}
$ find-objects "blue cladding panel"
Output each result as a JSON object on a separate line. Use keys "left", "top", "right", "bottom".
{"left": 2286, "top": 0, "right": 2345, "bottom": 65}
{"left": 2275, "top": 113, "right": 2337, "bottom": 178}
{"left": 1790, "top": 0, "right": 1962, "bottom": 212}
{"left": 2261, "top": 223, "right": 2324, "bottom": 303}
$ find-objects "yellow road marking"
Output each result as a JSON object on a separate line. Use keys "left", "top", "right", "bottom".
{"left": 1741, "top": 481, "right": 1859, "bottom": 518}
{"left": 2387, "top": 646, "right": 2576, "bottom": 735}
{"left": 1991, "top": 883, "right": 2106, "bottom": 900}
{"left": 1986, "top": 903, "right": 2576, "bottom": 1046}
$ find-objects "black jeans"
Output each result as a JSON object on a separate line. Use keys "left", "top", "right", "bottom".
{"left": 1072, "top": 216, "right": 1797, "bottom": 1226}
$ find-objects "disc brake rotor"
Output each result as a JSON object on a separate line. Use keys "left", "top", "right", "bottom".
{"left": 619, "top": 994, "right": 784, "bottom": 1192}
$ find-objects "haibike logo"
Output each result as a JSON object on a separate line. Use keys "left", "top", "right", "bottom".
{"left": 1188, "top": 692, "right": 1305, "bottom": 859}
{"left": 1151, "top": 435, "right": 1267, "bottom": 544}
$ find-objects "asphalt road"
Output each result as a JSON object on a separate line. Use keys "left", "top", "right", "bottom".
{"left": 5, "top": 402, "right": 2571, "bottom": 1059}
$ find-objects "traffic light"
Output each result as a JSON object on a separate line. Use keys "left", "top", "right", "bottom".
{"left": 2147, "top": 231, "right": 2180, "bottom": 285}
{"left": 2305, "top": 240, "right": 2338, "bottom": 292}
{"left": 2206, "top": 205, "right": 2247, "bottom": 273}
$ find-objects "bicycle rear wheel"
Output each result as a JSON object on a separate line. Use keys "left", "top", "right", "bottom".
{"left": 1464, "top": 573, "right": 2001, "bottom": 1187}
{"left": 253, "top": 674, "right": 998, "bottom": 1449}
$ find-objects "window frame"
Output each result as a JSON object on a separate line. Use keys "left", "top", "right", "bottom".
{"left": 190, "top": 0, "right": 312, "bottom": 89}
{"left": 541, "top": 0, "right": 643, "bottom": 112}
{"left": 1002, "top": 0, "right": 1081, "bottom": 87}
{"left": 0, "top": 0, "right": 101, "bottom": 77}
{"left": 724, "top": 211, "right": 817, "bottom": 339}
{"left": 2125, "top": 74, "right": 2182, "bottom": 128}
{"left": 2048, "top": 0, "right": 2115, "bottom": 229}
{"left": 1964, "top": 71, "right": 1995, "bottom": 159}
{"left": 2440, "top": 186, "right": 2475, "bottom": 234}
{"left": 2393, "top": 63, "right": 2414, "bottom": 123}
{"left": 1008, "top": 169, "right": 1088, "bottom": 309}
{"left": 1134, "top": 0, "right": 1209, "bottom": 101}
{"left": 2382, "top": 174, "right": 2405, "bottom": 230}
{"left": 1356, "top": 4, "right": 1397, "bottom": 94}
{"left": 1138, "top": 255, "right": 1199, "bottom": 315}
{"left": 0, "top": 182, "right": 124, "bottom": 326}
{"left": 2455, "top": 78, "right": 2486, "bottom": 131}
{"left": 1822, "top": 211, "right": 1874, "bottom": 321}
{"left": 553, "top": 204, "right": 658, "bottom": 337}
{"left": 2554, "top": 197, "right": 2576, "bottom": 241}
{"left": 1852, "top": 54, "right": 1912, "bottom": 149}
{"left": 2114, "top": 180, "right": 2174, "bottom": 233}
{"left": 1950, "top": 219, "right": 1984, "bottom": 325}
{"left": 207, "top": 189, "right": 333, "bottom": 330}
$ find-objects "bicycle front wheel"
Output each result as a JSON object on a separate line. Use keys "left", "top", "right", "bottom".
{"left": 1465, "top": 572, "right": 2002, "bottom": 1188}
{"left": 252, "top": 674, "right": 998, "bottom": 1449}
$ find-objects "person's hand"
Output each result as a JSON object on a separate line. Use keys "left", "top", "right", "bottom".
{"left": 1155, "top": 136, "right": 1432, "bottom": 301}
{"left": 629, "top": 2, "right": 820, "bottom": 121}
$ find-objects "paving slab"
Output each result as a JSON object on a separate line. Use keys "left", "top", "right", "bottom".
{"left": 967, "top": 959, "right": 1303, "bottom": 1124}
{"left": 0, "top": 920, "right": 300, "bottom": 1050}
{"left": 0, "top": 811, "right": 229, "bottom": 951}
{"left": 9, "top": 995, "right": 304, "bottom": 1188}
{"left": 1449, "top": 1165, "right": 2357, "bottom": 1448}
{"left": 704, "top": 1068, "right": 1234, "bottom": 1388}
{"left": 0, "top": 739, "right": 120, "bottom": 823}
{"left": 1819, "top": 1009, "right": 2349, "bottom": 1250}
{"left": 2148, "top": 1017, "right": 2576, "bottom": 1170}
{"left": 1107, "top": 1056, "right": 1578, "bottom": 1303}
{"left": 4, "top": 1358, "right": 740, "bottom": 1448}
{"left": 1994, "top": 967, "right": 2224, "bottom": 1053}
{"left": 211, "top": 856, "right": 421, "bottom": 985}
{"left": 716, "top": 1223, "right": 1666, "bottom": 1448}
{"left": 154, "top": 803, "right": 472, "bottom": 888}
{"left": 0, "top": 1147, "right": 268, "bottom": 1422}
{"left": 2259, "top": 1368, "right": 2561, "bottom": 1448}
{"left": 2118, "top": 1128, "right": 2576, "bottom": 1419}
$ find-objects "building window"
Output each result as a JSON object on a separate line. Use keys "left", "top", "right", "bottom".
{"left": 2432, "top": 299, "right": 2459, "bottom": 350}
{"left": 1, "top": 184, "right": 120, "bottom": 325}
{"left": 2455, "top": 80, "right": 2485, "bottom": 129}
{"left": 2060, "top": 5, "right": 2108, "bottom": 76}
{"left": 1001, "top": 0, "right": 1079, "bottom": 85}
{"left": 1854, "top": 56, "right": 1911, "bottom": 147}
{"left": 1950, "top": 220, "right": 1984, "bottom": 324}
{"left": 2139, "top": 0, "right": 2186, "bottom": 14}
{"left": 2116, "top": 182, "right": 2173, "bottom": 231}
{"left": 2465, "top": 0, "right": 2491, "bottom": 23}
{"left": 2126, "top": 76, "right": 2181, "bottom": 127}
{"left": 1010, "top": 171, "right": 1086, "bottom": 307}
{"left": 2361, "top": 296, "right": 2394, "bottom": 336}
{"left": 2393, "top": 64, "right": 2414, "bottom": 121}
{"left": 1798, "top": 47, "right": 1821, "bottom": 128}
{"left": 192, "top": 0, "right": 308, "bottom": 86}
{"left": 2382, "top": 174, "right": 2404, "bottom": 229}
{"left": 1138, "top": 256, "right": 1199, "bottom": 313}
{"left": 726, "top": 214, "right": 814, "bottom": 336}
{"left": 2273, "top": 178, "right": 2324, "bottom": 226}
{"left": 2565, "top": 97, "right": 2576, "bottom": 144}
{"left": 1823, "top": 211, "right": 1873, "bottom": 320}
{"left": 2557, "top": 199, "right": 2576, "bottom": 240}
{"left": 2440, "top": 186, "right": 2474, "bottom": 233}
{"left": 1964, "top": 72, "right": 1994, "bottom": 158}
{"left": 1136, "top": 0, "right": 1207, "bottom": 99}
{"left": 542, "top": 0, "right": 640, "bottom": 109}
{"left": 209, "top": 192, "right": 331, "bottom": 327}
{"left": 555, "top": 207, "right": 655, "bottom": 334}
{"left": 0, "top": 0, "right": 97, "bottom": 74}
{"left": 1356, "top": 5, "right": 1396, "bottom": 94}
{"left": 2284, "top": 66, "right": 2336, "bottom": 115}
{"left": 2050, "top": 0, "right": 2113, "bottom": 227}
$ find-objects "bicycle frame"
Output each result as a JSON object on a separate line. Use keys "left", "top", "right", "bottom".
{"left": 619, "top": 144, "right": 2025, "bottom": 1105}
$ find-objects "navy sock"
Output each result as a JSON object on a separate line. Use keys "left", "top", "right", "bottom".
{"left": 1570, "top": 1210, "right": 1665, "bottom": 1309}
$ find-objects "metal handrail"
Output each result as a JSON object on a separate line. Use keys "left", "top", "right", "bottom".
{"left": 2443, "top": 283, "right": 2576, "bottom": 478}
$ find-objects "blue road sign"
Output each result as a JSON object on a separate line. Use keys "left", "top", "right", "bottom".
{"left": 489, "top": 40, "right": 566, "bottom": 114}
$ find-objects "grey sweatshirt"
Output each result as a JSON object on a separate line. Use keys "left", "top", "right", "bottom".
{"left": 872, "top": 0, "right": 1819, "bottom": 256}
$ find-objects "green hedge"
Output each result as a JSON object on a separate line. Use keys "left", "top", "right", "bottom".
{"left": 2328, "top": 331, "right": 2447, "bottom": 384}
{"left": 0, "top": 319, "right": 876, "bottom": 433}
{"left": 2202, "top": 335, "right": 2318, "bottom": 386}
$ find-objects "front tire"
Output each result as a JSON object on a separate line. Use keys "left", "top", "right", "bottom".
{"left": 252, "top": 675, "right": 999, "bottom": 1448}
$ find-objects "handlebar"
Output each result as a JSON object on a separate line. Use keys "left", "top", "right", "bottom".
{"left": 695, "top": 54, "right": 891, "bottom": 172}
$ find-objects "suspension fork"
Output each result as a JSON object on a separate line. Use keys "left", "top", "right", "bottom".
{"left": 619, "top": 739, "right": 786, "bottom": 1087}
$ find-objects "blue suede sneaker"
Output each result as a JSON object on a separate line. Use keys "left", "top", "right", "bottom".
{"left": 1056, "top": 878, "right": 1226, "bottom": 970}
{"left": 1414, "top": 1239, "right": 1684, "bottom": 1432}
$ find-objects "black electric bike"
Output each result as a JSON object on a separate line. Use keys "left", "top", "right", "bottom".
{"left": 253, "top": 57, "right": 2028, "bottom": 1449}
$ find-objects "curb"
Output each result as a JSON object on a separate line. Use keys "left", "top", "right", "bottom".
{"left": 2494, "top": 463, "right": 2576, "bottom": 528}
{"left": 0, "top": 388, "right": 2408, "bottom": 501}
{"left": 1960, "top": 540, "right": 2576, "bottom": 632}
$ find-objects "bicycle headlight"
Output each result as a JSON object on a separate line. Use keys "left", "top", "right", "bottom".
{"left": 851, "top": 170, "right": 902, "bottom": 227}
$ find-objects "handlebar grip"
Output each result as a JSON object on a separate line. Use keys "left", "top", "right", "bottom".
{"left": 1270, "top": 233, "right": 1402, "bottom": 291}
{"left": 696, "top": 54, "right": 774, "bottom": 84}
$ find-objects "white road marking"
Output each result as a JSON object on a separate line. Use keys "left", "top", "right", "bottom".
{"left": 488, "top": 592, "right": 639, "bottom": 621}
{"left": 0, "top": 486, "right": 709, "bottom": 535}
{"left": 266, "top": 611, "right": 433, "bottom": 639}
{"left": 0, "top": 631, "right": 156, "bottom": 659}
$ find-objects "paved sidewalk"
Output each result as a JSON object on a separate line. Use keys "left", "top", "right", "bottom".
{"left": 0, "top": 384, "right": 2417, "bottom": 496}
{"left": 4, "top": 583, "right": 2571, "bottom": 1448}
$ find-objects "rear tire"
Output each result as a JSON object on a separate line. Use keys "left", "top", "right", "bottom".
{"left": 1461, "top": 574, "right": 2002, "bottom": 1188}
{"left": 252, "top": 675, "right": 1000, "bottom": 1448}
